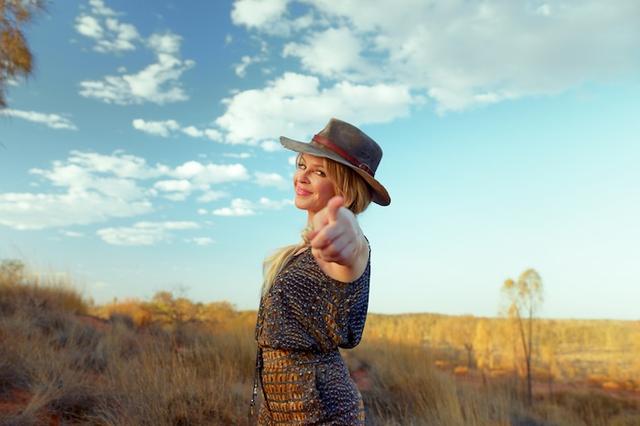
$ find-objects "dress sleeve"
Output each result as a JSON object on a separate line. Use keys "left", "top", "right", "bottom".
{"left": 338, "top": 251, "right": 370, "bottom": 349}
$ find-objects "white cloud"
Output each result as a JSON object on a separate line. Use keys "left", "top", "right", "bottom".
{"left": 204, "top": 129, "right": 222, "bottom": 141}
{"left": 97, "top": 18, "right": 139, "bottom": 52}
{"left": 255, "top": 172, "right": 288, "bottom": 189}
{"left": 215, "top": 72, "right": 413, "bottom": 144}
{"left": 287, "top": 155, "right": 297, "bottom": 166}
{"left": 283, "top": 27, "right": 366, "bottom": 79}
{"left": 75, "top": 0, "right": 139, "bottom": 53}
{"left": 536, "top": 4, "right": 551, "bottom": 16}
{"left": 181, "top": 126, "right": 204, "bottom": 137}
{"left": 197, "top": 190, "right": 227, "bottom": 203}
{"left": 0, "top": 191, "right": 153, "bottom": 230}
{"left": 258, "top": 197, "right": 294, "bottom": 210}
{"left": 231, "top": 0, "right": 315, "bottom": 36}
{"left": 223, "top": 152, "right": 252, "bottom": 159}
{"left": 0, "top": 151, "right": 163, "bottom": 230}
{"left": 212, "top": 198, "right": 256, "bottom": 216}
{"left": 0, "top": 150, "right": 248, "bottom": 230}
{"left": 197, "top": 208, "right": 208, "bottom": 215}
{"left": 79, "top": 31, "right": 194, "bottom": 105}
{"left": 97, "top": 221, "right": 199, "bottom": 246}
{"left": 186, "top": 237, "right": 215, "bottom": 246}
{"left": 60, "top": 230, "right": 84, "bottom": 238}
{"left": 132, "top": 119, "right": 222, "bottom": 142}
{"left": 212, "top": 197, "right": 292, "bottom": 217}
{"left": 233, "top": 0, "right": 640, "bottom": 112}
{"left": 231, "top": 0, "right": 289, "bottom": 30}
{"left": 234, "top": 39, "right": 268, "bottom": 78}
{"left": 75, "top": 15, "right": 103, "bottom": 39}
{"left": 171, "top": 161, "right": 249, "bottom": 185}
{"left": 60, "top": 150, "right": 166, "bottom": 179}
{"left": 1, "top": 109, "right": 77, "bottom": 130}
{"left": 132, "top": 119, "right": 180, "bottom": 137}
{"left": 235, "top": 55, "right": 257, "bottom": 78}
{"left": 89, "top": 0, "right": 117, "bottom": 17}
{"left": 260, "top": 140, "right": 282, "bottom": 152}
{"left": 153, "top": 179, "right": 192, "bottom": 201}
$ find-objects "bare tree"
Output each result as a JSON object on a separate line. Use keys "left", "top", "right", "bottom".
{"left": 0, "top": 0, "right": 45, "bottom": 107}
{"left": 450, "top": 315, "right": 476, "bottom": 369}
{"left": 501, "top": 268, "right": 544, "bottom": 406}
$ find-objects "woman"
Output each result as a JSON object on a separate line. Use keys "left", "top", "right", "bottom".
{"left": 250, "top": 118, "right": 390, "bottom": 425}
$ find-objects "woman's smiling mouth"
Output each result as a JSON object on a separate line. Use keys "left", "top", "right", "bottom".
{"left": 296, "top": 186, "right": 312, "bottom": 196}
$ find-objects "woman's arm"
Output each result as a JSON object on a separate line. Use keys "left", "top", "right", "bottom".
{"left": 306, "top": 196, "right": 370, "bottom": 283}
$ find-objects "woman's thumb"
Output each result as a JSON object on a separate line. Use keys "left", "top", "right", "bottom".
{"left": 327, "top": 195, "right": 344, "bottom": 221}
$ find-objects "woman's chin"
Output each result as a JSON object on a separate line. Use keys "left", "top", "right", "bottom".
{"left": 294, "top": 198, "right": 308, "bottom": 210}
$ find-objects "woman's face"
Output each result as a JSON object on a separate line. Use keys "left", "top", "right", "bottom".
{"left": 293, "top": 153, "right": 336, "bottom": 214}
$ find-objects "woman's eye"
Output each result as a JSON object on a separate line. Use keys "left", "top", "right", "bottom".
{"left": 297, "top": 162, "right": 306, "bottom": 169}
{"left": 315, "top": 170, "right": 326, "bottom": 177}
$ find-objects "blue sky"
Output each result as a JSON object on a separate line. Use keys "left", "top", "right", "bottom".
{"left": 1, "top": 0, "right": 639, "bottom": 319}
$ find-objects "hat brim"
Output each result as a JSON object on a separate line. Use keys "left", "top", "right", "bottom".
{"left": 280, "top": 136, "right": 391, "bottom": 206}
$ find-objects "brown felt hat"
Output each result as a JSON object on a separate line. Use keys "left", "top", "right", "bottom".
{"left": 280, "top": 118, "right": 391, "bottom": 206}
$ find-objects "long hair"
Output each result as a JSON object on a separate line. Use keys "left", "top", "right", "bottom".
{"left": 261, "top": 154, "right": 373, "bottom": 297}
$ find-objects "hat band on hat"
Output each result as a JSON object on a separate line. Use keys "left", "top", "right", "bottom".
{"left": 311, "top": 134, "right": 375, "bottom": 177}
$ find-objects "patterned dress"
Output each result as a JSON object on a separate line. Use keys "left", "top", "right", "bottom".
{"left": 253, "top": 244, "right": 370, "bottom": 425}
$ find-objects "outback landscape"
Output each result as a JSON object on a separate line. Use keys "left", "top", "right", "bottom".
{"left": 1, "top": 259, "right": 639, "bottom": 426}
{"left": 2, "top": 1, "right": 640, "bottom": 425}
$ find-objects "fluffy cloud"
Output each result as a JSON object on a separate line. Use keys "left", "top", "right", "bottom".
{"left": 234, "top": 40, "right": 269, "bottom": 78}
{"left": 186, "top": 237, "right": 215, "bottom": 246}
{"left": 79, "top": 32, "right": 194, "bottom": 105}
{"left": 88, "top": 0, "right": 116, "bottom": 17}
{"left": 260, "top": 140, "right": 282, "bottom": 152}
{"left": 0, "top": 151, "right": 249, "bottom": 230}
{"left": 212, "top": 198, "right": 256, "bottom": 217}
{"left": 132, "top": 119, "right": 180, "bottom": 137}
{"left": 36, "top": 150, "right": 167, "bottom": 180}
{"left": 223, "top": 152, "right": 252, "bottom": 159}
{"left": 0, "top": 151, "right": 161, "bottom": 230}
{"left": 0, "top": 191, "right": 153, "bottom": 230}
{"left": 1, "top": 109, "right": 77, "bottom": 130}
{"left": 60, "top": 230, "right": 84, "bottom": 238}
{"left": 75, "top": 15, "right": 103, "bottom": 39}
{"left": 75, "top": 0, "right": 139, "bottom": 53}
{"left": 211, "top": 197, "right": 293, "bottom": 216}
{"left": 233, "top": 0, "right": 640, "bottom": 112}
{"left": 255, "top": 172, "right": 288, "bottom": 189}
{"left": 257, "top": 197, "right": 294, "bottom": 210}
{"left": 132, "top": 119, "right": 221, "bottom": 141}
{"left": 171, "top": 161, "right": 249, "bottom": 186}
{"left": 231, "top": 0, "right": 314, "bottom": 36}
{"left": 153, "top": 179, "right": 192, "bottom": 201}
{"left": 97, "top": 221, "right": 199, "bottom": 246}
{"left": 197, "top": 190, "right": 227, "bottom": 203}
{"left": 235, "top": 55, "right": 260, "bottom": 78}
{"left": 231, "top": 0, "right": 289, "bottom": 30}
{"left": 283, "top": 27, "right": 366, "bottom": 79}
{"left": 215, "top": 72, "right": 413, "bottom": 144}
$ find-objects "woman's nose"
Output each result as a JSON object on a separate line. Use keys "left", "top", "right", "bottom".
{"left": 296, "top": 170, "right": 310, "bottom": 182}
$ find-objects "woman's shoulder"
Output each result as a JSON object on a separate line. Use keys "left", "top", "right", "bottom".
{"left": 313, "top": 237, "right": 370, "bottom": 285}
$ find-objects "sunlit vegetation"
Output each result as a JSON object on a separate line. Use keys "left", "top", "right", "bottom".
{"left": 1, "top": 259, "right": 639, "bottom": 425}
{"left": 0, "top": 0, "right": 46, "bottom": 107}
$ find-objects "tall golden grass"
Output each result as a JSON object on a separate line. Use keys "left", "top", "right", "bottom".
{"left": 1, "top": 260, "right": 639, "bottom": 425}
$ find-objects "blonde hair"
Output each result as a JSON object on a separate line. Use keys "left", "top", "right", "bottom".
{"left": 261, "top": 154, "right": 373, "bottom": 297}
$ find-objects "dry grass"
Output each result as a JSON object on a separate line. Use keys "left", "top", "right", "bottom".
{"left": 1, "top": 261, "right": 639, "bottom": 425}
